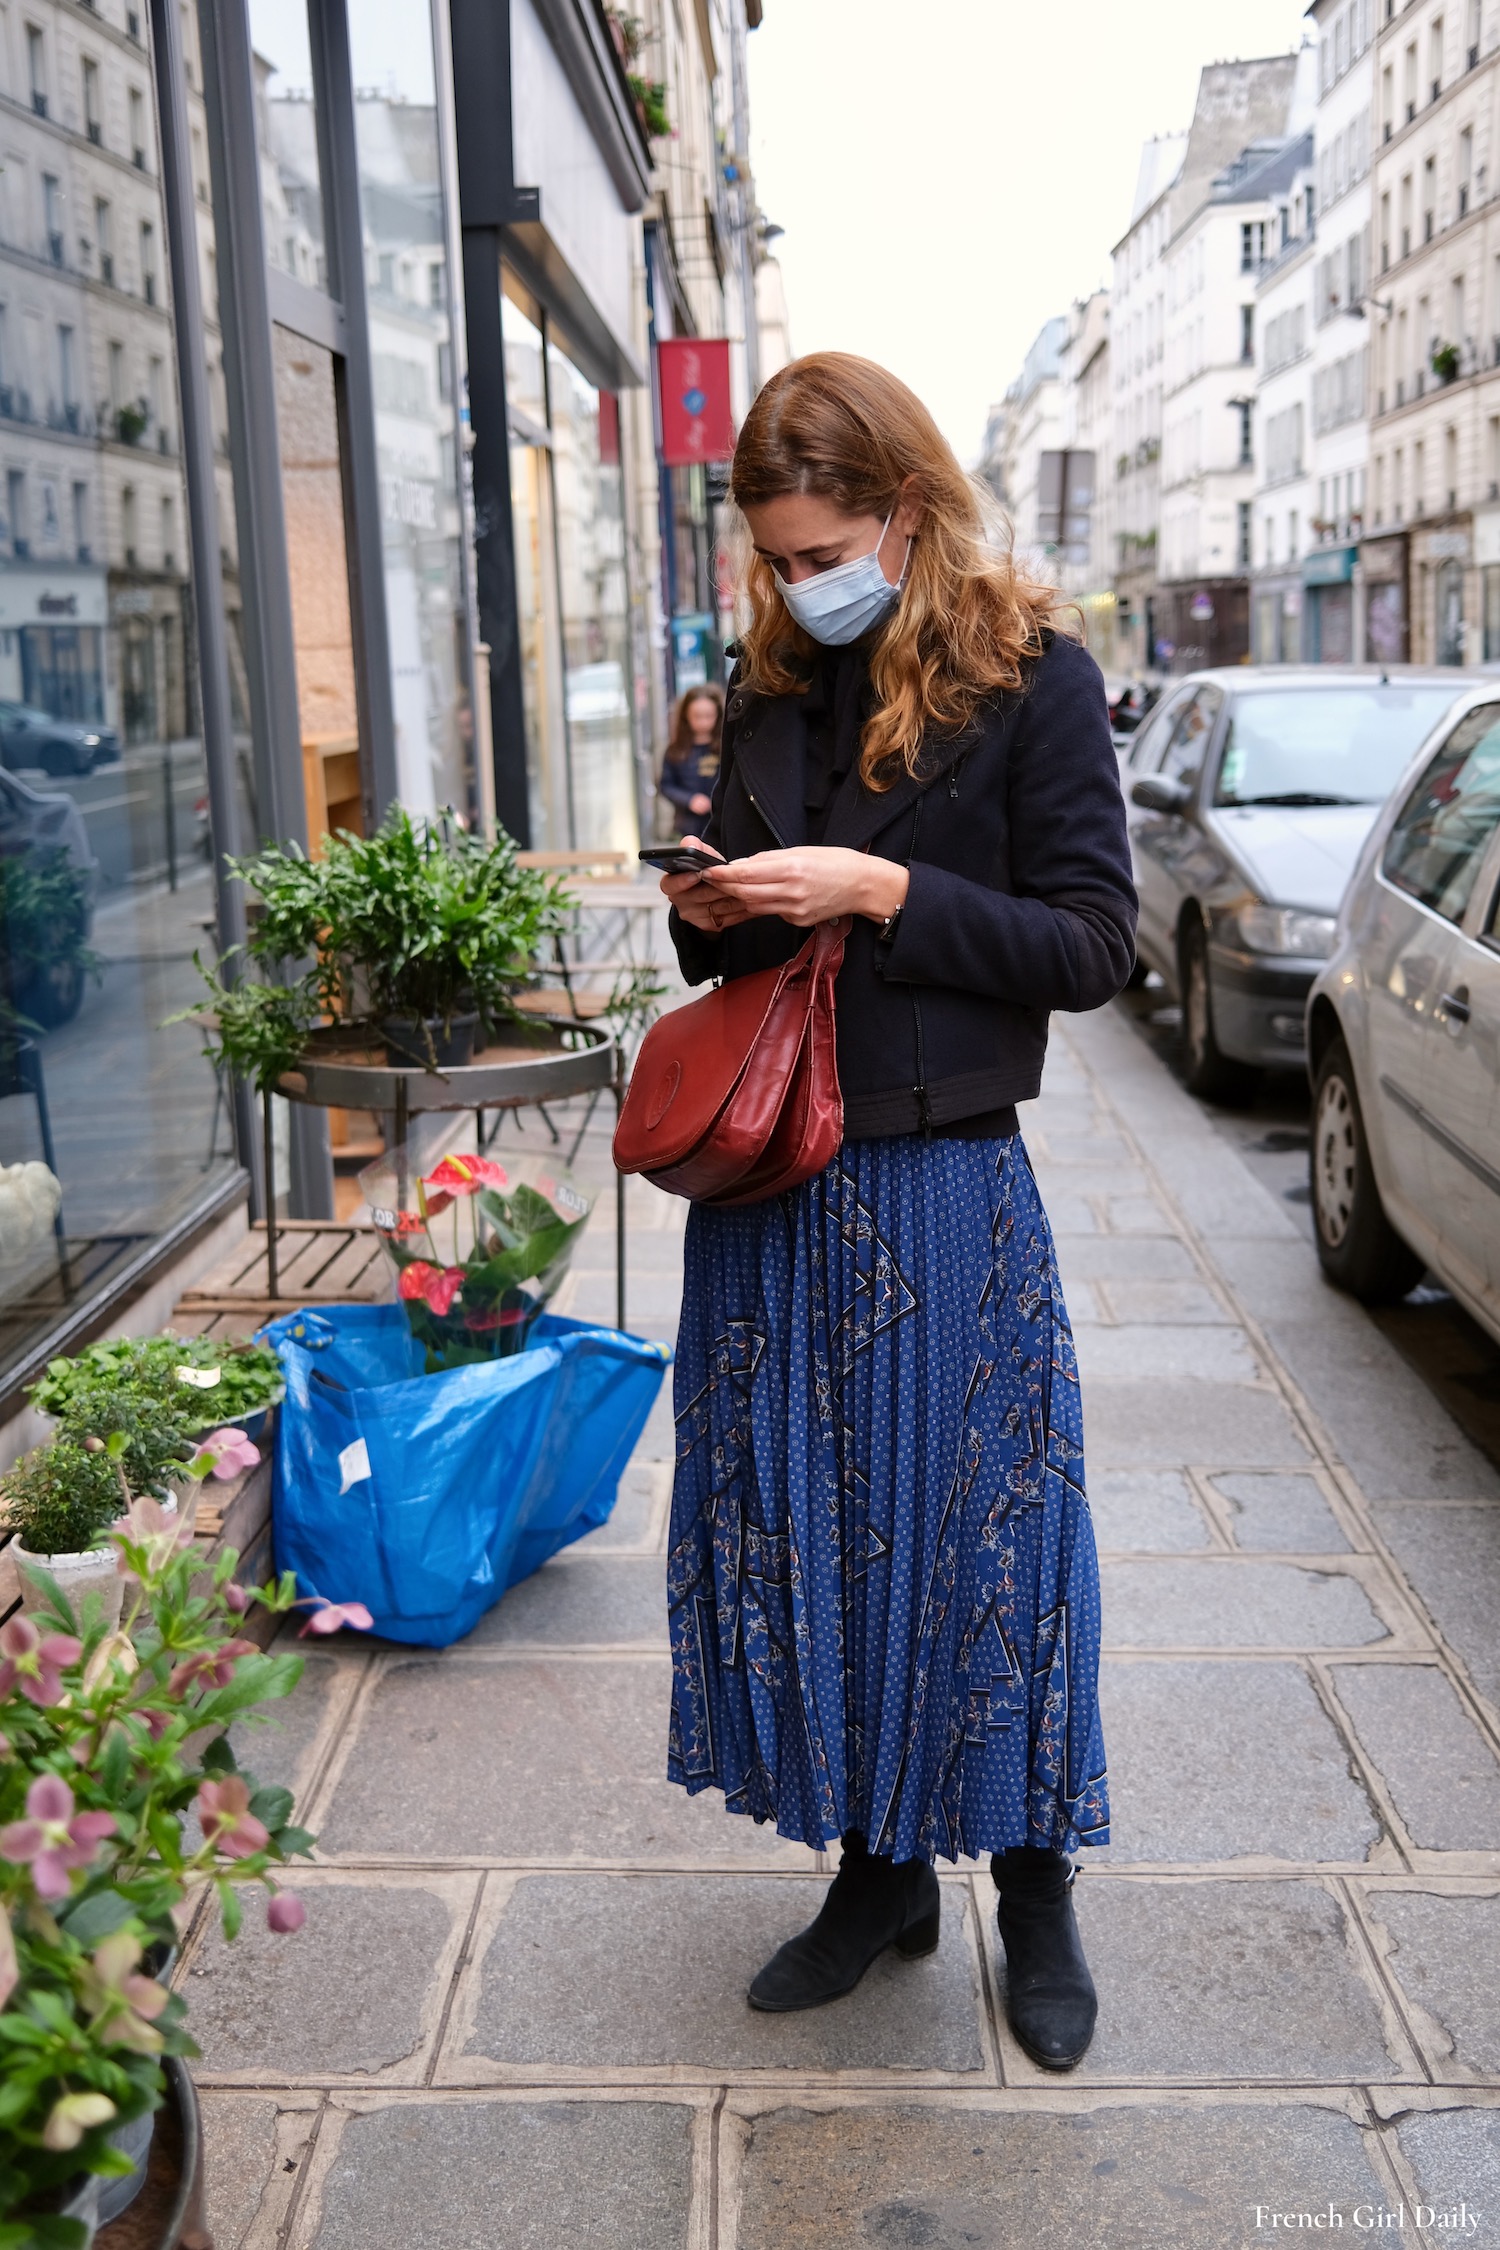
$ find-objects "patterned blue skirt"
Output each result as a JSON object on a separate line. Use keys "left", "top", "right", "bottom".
{"left": 666, "top": 1133, "right": 1109, "bottom": 1864}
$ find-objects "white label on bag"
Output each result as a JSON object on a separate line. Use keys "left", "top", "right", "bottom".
{"left": 175, "top": 1365, "right": 221, "bottom": 1388}
{"left": 338, "top": 1438, "right": 372, "bottom": 1493}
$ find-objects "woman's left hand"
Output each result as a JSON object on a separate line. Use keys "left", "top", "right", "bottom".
{"left": 704, "top": 847, "right": 909, "bottom": 928}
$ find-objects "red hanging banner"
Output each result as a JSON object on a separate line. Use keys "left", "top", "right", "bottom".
{"left": 656, "top": 338, "right": 736, "bottom": 467}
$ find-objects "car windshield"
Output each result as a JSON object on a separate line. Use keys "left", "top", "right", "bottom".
{"left": 1214, "top": 688, "right": 1461, "bottom": 808}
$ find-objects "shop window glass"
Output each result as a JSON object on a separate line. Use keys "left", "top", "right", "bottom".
{"left": 246, "top": 0, "right": 326, "bottom": 290}
{"left": 346, "top": 2, "right": 474, "bottom": 823}
{"left": 0, "top": 0, "right": 240, "bottom": 1389}
{"left": 547, "top": 339, "right": 634, "bottom": 851}
{"left": 271, "top": 327, "right": 361, "bottom": 843}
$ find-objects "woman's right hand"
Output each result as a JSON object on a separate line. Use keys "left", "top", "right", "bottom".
{"left": 661, "top": 862, "right": 751, "bottom": 933}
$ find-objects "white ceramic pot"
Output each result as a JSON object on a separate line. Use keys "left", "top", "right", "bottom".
{"left": 12, "top": 1538, "right": 125, "bottom": 1627}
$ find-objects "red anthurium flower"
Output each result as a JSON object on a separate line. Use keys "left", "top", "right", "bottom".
{"left": 196, "top": 1774, "right": 270, "bottom": 1859}
{"left": 462, "top": 1304, "right": 527, "bottom": 1332}
{"left": 0, "top": 1616, "right": 82, "bottom": 1708}
{"left": 398, "top": 1261, "right": 465, "bottom": 1315}
{"left": 0, "top": 1774, "right": 116, "bottom": 1898}
{"left": 423, "top": 1153, "right": 507, "bottom": 1196}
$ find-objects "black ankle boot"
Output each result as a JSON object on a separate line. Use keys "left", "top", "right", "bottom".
{"left": 991, "top": 1846, "right": 1097, "bottom": 2069}
{"left": 747, "top": 1833, "right": 941, "bottom": 2012}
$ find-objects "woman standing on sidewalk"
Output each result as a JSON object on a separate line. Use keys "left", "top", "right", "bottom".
{"left": 657, "top": 353, "right": 1135, "bottom": 2069}
{"left": 657, "top": 685, "right": 724, "bottom": 839}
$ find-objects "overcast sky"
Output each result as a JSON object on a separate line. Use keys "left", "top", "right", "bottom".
{"left": 744, "top": 0, "right": 1313, "bottom": 462}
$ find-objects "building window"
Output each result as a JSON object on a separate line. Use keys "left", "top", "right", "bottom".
{"left": 140, "top": 222, "right": 156, "bottom": 306}
{"left": 1237, "top": 399, "right": 1254, "bottom": 467}
{"left": 43, "top": 175, "right": 63, "bottom": 267}
{"left": 160, "top": 493, "right": 174, "bottom": 571}
{"left": 26, "top": 23, "right": 46, "bottom": 117}
{"left": 95, "top": 199, "right": 113, "bottom": 286}
{"left": 7, "top": 467, "right": 26, "bottom": 555}
{"left": 130, "top": 87, "right": 147, "bottom": 169}
{"left": 1236, "top": 500, "right": 1252, "bottom": 570}
{"left": 1241, "top": 304, "right": 1254, "bottom": 363}
{"left": 82, "top": 56, "right": 101, "bottom": 145}
{"left": 71, "top": 480, "right": 88, "bottom": 562}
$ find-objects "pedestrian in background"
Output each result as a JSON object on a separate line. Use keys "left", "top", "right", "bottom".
{"left": 658, "top": 685, "right": 724, "bottom": 839}
{"left": 656, "top": 352, "right": 1136, "bottom": 2069}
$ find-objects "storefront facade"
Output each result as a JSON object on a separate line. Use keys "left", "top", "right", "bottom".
{"left": 1250, "top": 572, "right": 1303, "bottom": 665}
{"left": 1301, "top": 543, "right": 1357, "bottom": 663}
{"left": 1359, "top": 532, "right": 1408, "bottom": 663}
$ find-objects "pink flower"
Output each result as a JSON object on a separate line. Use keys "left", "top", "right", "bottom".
{"left": 0, "top": 1774, "right": 116, "bottom": 1898}
{"left": 298, "top": 1600, "right": 374, "bottom": 1639}
{"left": 397, "top": 1261, "right": 464, "bottom": 1316}
{"left": 167, "top": 1639, "right": 258, "bottom": 1698}
{"left": 80, "top": 1932, "right": 170, "bottom": 2055}
{"left": 111, "top": 1495, "right": 194, "bottom": 1575}
{"left": 266, "top": 1888, "right": 306, "bottom": 1933}
{"left": 223, "top": 1579, "right": 250, "bottom": 1613}
{"left": 0, "top": 1616, "right": 81, "bottom": 1708}
{"left": 193, "top": 1425, "right": 261, "bottom": 1482}
{"left": 195, "top": 1774, "right": 269, "bottom": 1860}
{"left": 424, "top": 1153, "right": 506, "bottom": 1196}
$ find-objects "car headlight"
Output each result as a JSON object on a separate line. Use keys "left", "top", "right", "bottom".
{"left": 1232, "top": 904, "right": 1338, "bottom": 958}
{"left": 82, "top": 733, "right": 100, "bottom": 746}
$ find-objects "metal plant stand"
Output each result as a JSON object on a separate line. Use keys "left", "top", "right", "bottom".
{"left": 266, "top": 1020, "right": 625, "bottom": 1325}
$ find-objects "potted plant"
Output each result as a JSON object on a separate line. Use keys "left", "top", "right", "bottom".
{"left": 29, "top": 1336, "right": 285, "bottom": 1442}
{"left": 180, "top": 808, "right": 571, "bottom": 1078}
{"left": 0, "top": 848, "right": 99, "bottom": 1031}
{"left": 363, "top": 1149, "right": 592, "bottom": 1369}
{"left": 0, "top": 1504, "right": 366, "bottom": 2245}
{"left": 1431, "top": 339, "right": 1461, "bottom": 383}
{"left": 3, "top": 1436, "right": 132, "bottom": 1626}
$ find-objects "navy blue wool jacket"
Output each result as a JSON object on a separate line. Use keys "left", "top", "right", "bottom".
{"left": 668, "top": 631, "right": 1138, "bottom": 1140}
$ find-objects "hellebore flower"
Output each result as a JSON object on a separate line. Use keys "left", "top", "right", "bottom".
{"left": 196, "top": 1774, "right": 269, "bottom": 1859}
{"left": 0, "top": 1616, "right": 82, "bottom": 1708}
{"left": 0, "top": 1902, "right": 16, "bottom": 2009}
{"left": 80, "top": 1931, "right": 170, "bottom": 2054}
{"left": 192, "top": 1425, "right": 261, "bottom": 1482}
{"left": 43, "top": 2091, "right": 117, "bottom": 2150}
{"left": 298, "top": 1600, "right": 374, "bottom": 1639}
{"left": 223, "top": 1579, "right": 250, "bottom": 1613}
{"left": 0, "top": 1774, "right": 116, "bottom": 1899}
{"left": 111, "top": 1494, "right": 194, "bottom": 1575}
{"left": 168, "top": 1639, "right": 258, "bottom": 1698}
{"left": 424, "top": 1153, "right": 506, "bottom": 1196}
{"left": 266, "top": 1888, "right": 306, "bottom": 1933}
{"left": 397, "top": 1261, "right": 465, "bottom": 1316}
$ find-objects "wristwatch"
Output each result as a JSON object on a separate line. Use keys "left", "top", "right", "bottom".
{"left": 876, "top": 904, "right": 903, "bottom": 944}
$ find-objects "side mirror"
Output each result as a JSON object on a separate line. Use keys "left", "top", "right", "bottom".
{"left": 1131, "top": 772, "right": 1194, "bottom": 815}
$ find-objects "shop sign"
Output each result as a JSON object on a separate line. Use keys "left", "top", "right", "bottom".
{"left": 1302, "top": 545, "right": 1356, "bottom": 586}
{"left": 0, "top": 565, "right": 108, "bottom": 629}
{"left": 1427, "top": 531, "right": 1470, "bottom": 560}
{"left": 1474, "top": 508, "right": 1500, "bottom": 567}
{"left": 1361, "top": 536, "right": 1406, "bottom": 584}
{"left": 1190, "top": 592, "right": 1214, "bottom": 621}
{"left": 657, "top": 338, "right": 735, "bottom": 466}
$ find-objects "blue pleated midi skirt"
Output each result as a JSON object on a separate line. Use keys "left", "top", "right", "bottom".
{"left": 665, "top": 1132, "right": 1109, "bottom": 1864}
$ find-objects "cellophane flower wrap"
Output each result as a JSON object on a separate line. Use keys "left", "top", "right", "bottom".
{"left": 361, "top": 1150, "right": 592, "bottom": 1370}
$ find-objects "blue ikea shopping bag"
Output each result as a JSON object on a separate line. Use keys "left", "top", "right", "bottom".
{"left": 262, "top": 1305, "right": 670, "bottom": 1647}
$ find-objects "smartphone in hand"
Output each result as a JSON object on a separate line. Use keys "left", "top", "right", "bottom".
{"left": 639, "top": 843, "right": 725, "bottom": 876}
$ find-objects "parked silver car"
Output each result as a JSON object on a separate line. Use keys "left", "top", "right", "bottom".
{"left": 1307, "top": 683, "right": 1500, "bottom": 1340}
{"left": 1124, "top": 668, "right": 1472, "bottom": 1100}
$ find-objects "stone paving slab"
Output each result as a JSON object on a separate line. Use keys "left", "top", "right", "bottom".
{"left": 1362, "top": 1888, "right": 1500, "bottom": 2074}
{"left": 467, "top": 1554, "right": 668, "bottom": 1645}
{"left": 198, "top": 2095, "right": 292, "bottom": 2250}
{"left": 456, "top": 1873, "right": 985, "bottom": 2077}
{"left": 1330, "top": 1666, "right": 1500, "bottom": 1852}
{"left": 227, "top": 1652, "right": 354, "bottom": 1798}
{"left": 574, "top": 1459, "right": 670, "bottom": 1552}
{"left": 1057, "top": 1878, "right": 1405, "bottom": 2082}
{"left": 1097, "top": 1660, "right": 1381, "bottom": 1863}
{"left": 1209, "top": 1473, "right": 1351, "bottom": 1554}
{"left": 1072, "top": 1324, "right": 1264, "bottom": 1386}
{"left": 1091, "top": 1278, "right": 1234, "bottom": 1325}
{"left": 1395, "top": 2107, "right": 1500, "bottom": 2241}
{"left": 305, "top": 2100, "right": 697, "bottom": 2250}
{"left": 1100, "top": 1559, "right": 1390, "bottom": 1649}
{"left": 316, "top": 1654, "right": 804, "bottom": 1865}
{"left": 730, "top": 2100, "right": 1391, "bottom": 2248}
{"left": 1083, "top": 1380, "right": 1313, "bottom": 1468}
{"left": 1089, "top": 1469, "right": 1214, "bottom": 1552}
{"left": 1368, "top": 1506, "right": 1500, "bottom": 1711}
{"left": 187, "top": 1878, "right": 466, "bottom": 2080}
{"left": 1050, "top": 1233, "right": 1200, "bottom": 1281}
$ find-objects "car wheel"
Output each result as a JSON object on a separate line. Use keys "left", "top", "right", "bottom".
{"left": 1179, "top": 920, "right": 1261, "bottom": 1105}
{"left": 1310, "top": 1035, "right": 1424, "bottom": 1302}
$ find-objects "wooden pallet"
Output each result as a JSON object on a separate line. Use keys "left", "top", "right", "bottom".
{"left": 171, "top": 1220, "right": 392, "bottom": 1335}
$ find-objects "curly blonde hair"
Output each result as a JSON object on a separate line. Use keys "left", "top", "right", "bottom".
{"left": 729, "top": 352, "right": 1075, "bottom": 791}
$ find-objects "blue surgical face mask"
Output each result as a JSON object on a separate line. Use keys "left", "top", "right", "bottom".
{"left": 773, "top": 511, "right": 909, "bottom": 646}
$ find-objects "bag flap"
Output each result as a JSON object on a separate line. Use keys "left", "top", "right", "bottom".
{"left": 614, "top": 958, "right": 788, "bottom": 1169}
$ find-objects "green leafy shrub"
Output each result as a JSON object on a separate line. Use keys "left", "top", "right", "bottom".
{"left": 29, "top": 1335, "right": 284, "bottom": 1435}
{"left": 1, "top": 1438, "right": 124, "bottom": 1557}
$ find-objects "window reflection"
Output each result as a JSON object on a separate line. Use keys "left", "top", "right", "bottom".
{"left": 247, "top": 0, "right": 325, "bottom": 287}
{"left": 0, "top": 0, "right": 235, "bottom": 1382}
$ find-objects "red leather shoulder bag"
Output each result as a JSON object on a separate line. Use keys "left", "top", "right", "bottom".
{"left": 612, "top": 918, "right": 849, "bottom": 1206}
